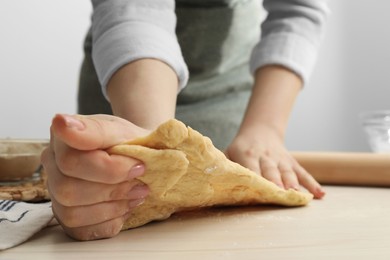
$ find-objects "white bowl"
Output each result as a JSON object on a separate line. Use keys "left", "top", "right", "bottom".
{"left": 0, "top": 139, "right": 49, "bottom": 181}
{"left": 360, "top": 110, "right": 390, "bottom": 153}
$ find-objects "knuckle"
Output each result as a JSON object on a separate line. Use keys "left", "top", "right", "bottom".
{"left": 56, "top": 150, "right": 80, "bottom": 175}
{"left": 105, "top": 155, "right": 132, "bottom": 183}
{"left": 40, "top": 147, "right": 51, "bottom": 164}
{"left": 101, "top": 156, "right": 123, "bottom": 182}
{"left": 69, "top": 219, "right": 123, "bottom": 241}
{"left": 53, "top": 179, "right": 78, "bottom": 206}
{"left": 112, "top": 201, "right": 129, "bottom": 216}
{"left": 101, "top": 218, "right": 124, "bottom": 238}
{"left": 89, "top": 118, "right": 107, "bottom": 148}
{"left": 64, "top": 227, "right": 93, "bottom": 241}
{"left": 59, "top": 207, "right": 82, "bottom": 228}
{"left": 244, "top": 147, "right": 258, "bottom": 159}
{"left": 108, "top": 182, "right": 131, "bottom": 200}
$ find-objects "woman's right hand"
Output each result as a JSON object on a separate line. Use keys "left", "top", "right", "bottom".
{"left": 41, "top": 114, "right": 150, "bottom": 241}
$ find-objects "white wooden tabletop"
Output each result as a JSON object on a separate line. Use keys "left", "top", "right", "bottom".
{"left": 3, "top": 186, "right": 390, "bottom": 259}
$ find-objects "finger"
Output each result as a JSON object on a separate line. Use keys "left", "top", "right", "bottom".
{"left": 293, "top": 163, "right": 326, "bottom": 199}
{"left": 51, "top": 197, "right": 145, "bottom": 228}
{"left": 53, "top": 139, "right": 144, "bottom": 183}
{"left": 59, "top": 213, "right": 130, "bottom": 241}
{"left": 50, "top": 174, "right": 149, "bottom": 207}
{"left": 278, "top": 161, "right": 300, "bottom": 191}
{"left": 259, "top": 156, "right": 284, "bottom": 188}
{"left": 43, "top": 149, "right": 149, "bottom": 206}
{"left": 51, "top": 114, "right": 149, "bottom": 151}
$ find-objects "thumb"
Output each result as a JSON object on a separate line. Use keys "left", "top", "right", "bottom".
{"left": 51, "top": 114, "right": 149, "bottom": 150}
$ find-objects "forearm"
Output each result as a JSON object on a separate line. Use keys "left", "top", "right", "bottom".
{"left": 227, "top": 65, "right": 324, "bottom": 198}
{"left": 107, "top": 59, "right": 178, "bottom": 130}
{"left": 238, "top": 65, "right": 302, "bottom": 139}
{"left": 91, "top": 0, "right": 188, "bottom": 103}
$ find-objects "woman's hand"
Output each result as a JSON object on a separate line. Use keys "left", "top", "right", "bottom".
{"left": 228, "top": 66, "right": 325, "bottom": 199}
{"left": 226, "top": 125, "right": 325, "bottom": 199}
{"left": 41, "top": 114, "right": 150, "bottom": 240}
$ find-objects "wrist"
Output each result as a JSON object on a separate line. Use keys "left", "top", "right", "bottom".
{"left": 239, "top": 65, "right": 302, "bottom": 140}
{"left": 107, "top": 59, "right": 178, "bottom": 130}
{"left": 236, "top": 122, "right": 285, "bottom": 145}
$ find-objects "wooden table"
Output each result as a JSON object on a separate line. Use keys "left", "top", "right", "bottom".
{"left": 2, "top": 186, "right": 390, "bottom": 259}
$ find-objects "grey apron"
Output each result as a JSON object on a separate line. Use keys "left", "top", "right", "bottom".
{"left": 78, "top": 0, "right": 261, "bottom": 149}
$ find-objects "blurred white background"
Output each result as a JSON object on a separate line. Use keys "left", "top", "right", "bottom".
{"left": 286, "top": 0, "right": 390, "bottom": 152}
{"left": 0, "top": 0, "right": 90, "bottom": 139}
{"left": 0, "top": 0, "right": 389, "bottom": 152}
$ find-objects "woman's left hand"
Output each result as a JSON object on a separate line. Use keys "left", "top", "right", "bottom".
{"left": 225, "top": 126, "right": 325, "bottom": 199}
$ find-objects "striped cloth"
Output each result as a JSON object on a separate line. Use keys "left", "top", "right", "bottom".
{"left": 0, "top": 200, "right": 53, "bottom": 250}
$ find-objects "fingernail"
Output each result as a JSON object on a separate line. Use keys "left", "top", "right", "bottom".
{"left": 63, "top": 114, "right": 85, "bottom": 130}
{"left": 316, "top": 187, "right": 326, "bottom": 198}
{"left": 128, "top": 184, "right": 149, "bottom": 199}
{"left": 128, "top": 198, "right": 145, "bottom": 208}
{"left": 128, "top": 164, "right": 145, "bottom": 179}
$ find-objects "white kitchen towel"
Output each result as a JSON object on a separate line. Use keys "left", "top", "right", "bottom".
{"left": 0, "top": 200, "right": 53, "bottom": 250}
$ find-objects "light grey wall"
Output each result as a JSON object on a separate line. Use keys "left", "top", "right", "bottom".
{"left": 0, "top": 0, "right": 91, "bottom": 139}
{"left": 1, "top": 1, "right": 389, "bottom": 152}
{"left": 286, "top": 0, "right": 390, "bottom": 152}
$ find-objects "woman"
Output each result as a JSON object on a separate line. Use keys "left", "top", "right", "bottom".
{"left": 42, "top": 0, "right": 329, "bottom": 240}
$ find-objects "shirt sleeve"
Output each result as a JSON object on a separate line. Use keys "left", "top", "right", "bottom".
{"left": 250, "top": 0, "right": 330, "bottom": 85}
{"left": 91, "top": 0, "right": 189, "bottom": 100}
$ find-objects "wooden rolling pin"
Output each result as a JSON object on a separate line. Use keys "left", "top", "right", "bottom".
{"left": 292, "top": 152, "right": 390, "bottom": 187}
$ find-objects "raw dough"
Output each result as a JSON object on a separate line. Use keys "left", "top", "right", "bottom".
{"left": 107, "top": 119, "right": 313, "bottom": 230}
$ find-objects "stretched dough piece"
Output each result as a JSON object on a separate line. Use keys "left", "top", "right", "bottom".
{"left": 107, "top": 119, "right": 313, "bottom": 230}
